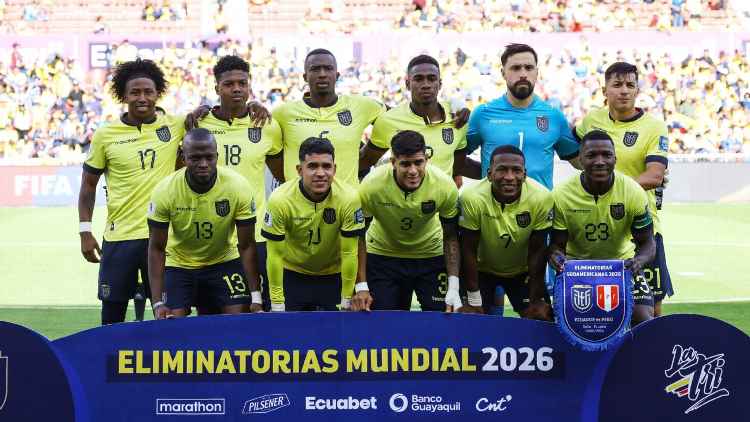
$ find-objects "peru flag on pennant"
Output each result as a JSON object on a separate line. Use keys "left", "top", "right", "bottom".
{"left": 597, "top": 285, "right": 620, "bottom": 312}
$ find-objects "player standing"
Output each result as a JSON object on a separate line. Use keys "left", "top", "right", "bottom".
{"left": 360, "top": 54, "right": 477, "bottom": 184}
{"left": 358, "top": 131, "right": 462, "bottom": 312}
{"left": 548, "top": 130, "right": 656, "bottom": 325}
{"left": 466, "top": 43, "right": 581, "bottom": 314}
{"left": 197, "top": 55, "right": 283, "bottom": 311}
{"left": 574, "top": 62, "right": 672, "bottom": 316}
{"left": 270, "top": 49, "right": 385, "bottom": 186}
{"left": 147, "top": 129, "right": 262, "bottom": 318}
{"left": 460, "top": 146, "right": 553, "bottom": 319}
{"left": 78, "top": 59, "right": 186, "bottom": 325}
{"left": 262, "top": 138, "right": 371, "bottom": 311}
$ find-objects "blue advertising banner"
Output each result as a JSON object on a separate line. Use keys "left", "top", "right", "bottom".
{"left": 0, "top": 313, "right": 747, "bottom": 422}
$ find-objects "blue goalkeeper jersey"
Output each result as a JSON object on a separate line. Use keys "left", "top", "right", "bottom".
{"left": 467, "top": 94, "right": 579, "bottom": 189}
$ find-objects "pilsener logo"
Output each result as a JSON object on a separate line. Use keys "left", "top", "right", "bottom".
{"left": 155, "top": 398, "right": 225, "bottom": 415}
{"left": 243, "top": 393, "right": 290, "bottom": 414}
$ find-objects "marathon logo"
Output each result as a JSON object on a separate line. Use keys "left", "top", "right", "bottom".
{"left": 155, "top": 398, "right": 225, "bottom": 415}
{"left": 242, "top": 393, "right": 290, "bottom": 414}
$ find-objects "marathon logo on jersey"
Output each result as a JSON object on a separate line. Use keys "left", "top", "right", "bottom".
{"left": 215, "top": 199, "right": 231, "bottom": 217}
{"left": 623, "top": 131, "right": 639, "bottom": 147}
{"left": 0, "top": 351, "right": 8, "bottom": 411}
{"left": 596, "top": 285, "right": 620, "bottom": 312}
{"left": 536, "top": 116, "right": 549, "bottom": 132}
{"left": 248, "top": 128, "right": 262, "bottom": 143}
{"left": 323, "top": 208, "right": 337, "bottom": 224}
{"left": 421, "top": 200, "right": 436, "bottom": 215}
{"left": 337, "top": 110, "right": 353, "bottom": 126}
{"left": 516, "top": 211, "right": 531, "bottom": 228}
{"left": 610, "top": 203, "right": 625, "bottom": 220}
{"left": 442, "top": 128, "right": 454, "bottom": 144}
{"left": 156, "top": 126, "right": 172, "bottom": 142}
{"left": 571, "top": 284, "right": 593, "bottom": 313}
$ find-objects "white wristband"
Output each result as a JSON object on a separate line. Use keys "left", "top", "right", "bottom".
{"left": 79, "top": 222, "right": 92, "bottom": 233}
{"left": 340, "top": 298, "right": 351, "bottom": 309}
{"left": 251, "top": 291, "right": 262, "bottom": 304}
{"left": 467, "top": 290, "right": 482, "bottom": 307}
{"left": 448, "top": 275, "right": 460, "bottom": 291}
{"left": 151, "top": 301, "right": 165, "bottom": 310}
{"left": 271, "top": 303, "right": 285, "bottom": 312}
{"left": 355, "top": 282, "right": 369, "bottom": 292}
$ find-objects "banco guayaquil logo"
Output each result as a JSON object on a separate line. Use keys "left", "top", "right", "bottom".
{"left": 664, "top": 344, "right": 729, "bottom": 414}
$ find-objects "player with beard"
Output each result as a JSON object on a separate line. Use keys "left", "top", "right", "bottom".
{"left": 466, "top": 43, "right": 581, "bottom": 315}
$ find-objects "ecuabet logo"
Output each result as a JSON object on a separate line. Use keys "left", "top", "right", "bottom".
{"left": 664, "top": 344, "right": 730, "bottom": 414}
{"left": 0, "top": 351, "right": 7, "bottom": 411}
{"left": 305, "top": 396, "right": 377, "bottom": 411}
{"left": 242, "top": 393, "right": 290, "bottom": 414}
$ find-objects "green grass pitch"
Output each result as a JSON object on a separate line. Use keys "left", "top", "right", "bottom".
{"left": 0, "top": 203, "right": 748, "bottom": 339}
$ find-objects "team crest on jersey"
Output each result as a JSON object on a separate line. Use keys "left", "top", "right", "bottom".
{"left": 337, "top": 110, "right": 353, "bottom": 126}
{"left": 323, "top": 208, "right": 337, "bottom": 224}
{"left": 248, "top": 128, "right": 262, "bottom": 143}
{"left": 610, "top": 203, "right": 625, "bottom": 220}
{"left": 536, "top": 116, "right": 549, "bottom": 132}
{"left": 421, "top": 200, "right": 436, "bottom": 214}
{"left": 155, "top": 126, "right": 171, "bottom": 142}
{"left": 623, "top": 131, "right": 639, "bottom": 147}
{"left": 99, "top": 283, "right": 111, "bottom": 299}
{"left": 215, "top": 199, "right": 231, "bottom": 217}
{"left": 442, "top": 128, "right": 454, "bottom": 144}
{"left": 516, "top": 211, "right": 531, "bottom": 228}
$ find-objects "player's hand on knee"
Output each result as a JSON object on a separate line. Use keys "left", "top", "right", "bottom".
{"left": 351, "top": 291, "right": 373, "bottom": 312}
{"left": 548, "top": 251, "right": 566, "bottom": 273}
{"left": 249, "top": 291, "right": 263, "bottom": 313}
{"left": 80, "top": 232, "right": 101, "bottom": 263}
{"left": 247, "top": 101, "right": 271, "bottom": 127}
{"left": 444, "top": 276, "right": 462, "bottom": 312}
{"left": 524, "top": 300, "right": 553, "bottom": 321}
{"left": 152, "top": 302, "right": 171, "bottom": 320}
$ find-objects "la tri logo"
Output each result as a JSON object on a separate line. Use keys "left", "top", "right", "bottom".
{"left": 664, "top": 344, "right": 729, "bottom": 414}
{"left": 0, "top": 351, "right": 7, "bottom": 411}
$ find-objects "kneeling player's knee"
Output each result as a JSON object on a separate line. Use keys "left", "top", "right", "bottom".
{"left": 101, "top": 301, "right": 128, "bottom": 325}
{"left": 631, "top": 305, "right": 654, "bottom": 327}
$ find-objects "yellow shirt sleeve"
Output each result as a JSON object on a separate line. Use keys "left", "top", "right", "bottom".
{"left": 454, "top": 124, "right": 468, "bottom": 151}
{"left": 458, "top": 191, "right": 480, "bottom": 231}
{"left": 628, "top": 183, "right": 653, "bottom": 230}
{"left": 147, "top": 180, "right": 172, "bottom": 224}
{"left": 261, "top": 194, "right": 287, "bottom": 239}
{"left": 340, "top": 192, "right": 366, "bottom": 236}
{"left": 533, "top": 190, "right": 555, "bottom": 231}
{"left": 645, "top": 120, "right": 669, "bottom": 160}
{"left": 369, "top": 117, "right": 393, "bottom": 150}
{"left": 552, "top": 190, "right": 568, "bottom": 231}
{"left": 84, "top": 127, "right": 107, "bottom": 171}
{"left": 234, "top": 178, "right": 256, "bottom": 223}
{"left": 265, "top": 118, "right": 283, "bottom": 156}
{"left": 439, "top": 182, "right": 459, "bottom": 221}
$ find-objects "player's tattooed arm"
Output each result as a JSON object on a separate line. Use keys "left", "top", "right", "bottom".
{"left": 78, "top": 170, "right": 101, "bottom": 263}
{"left": 627, "top": 224, "right": 656, "bottom": 276}
{"left": 548, "top": 229, "right": 569, "bottom": 273}
{"left": 525, "top": 229, "right": 553, "bottom": 321}
{"left": 442, "top": 220, "right": 460, "bottom": 277}
{"left": 147, "top": 225, "right": 171, "bottom": 319}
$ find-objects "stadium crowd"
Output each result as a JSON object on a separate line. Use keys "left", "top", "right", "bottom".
{"left": 396, "top": 0, "right": 729, "bottom": 33}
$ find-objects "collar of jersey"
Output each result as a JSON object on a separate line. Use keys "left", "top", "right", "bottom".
{"left": 409, "top": 101, "right": 446, "bottom": 125}
{"left": 608, "top": 108, "right": 644, "bottom": 123}
{"left": 579, "top": 172, "right": 615, "bottom": 199}
{"left": 211, "top": 107, "right": 249, "bottom": 125}
{"left": 303, "top": 93, "right": 340, "bottom": 110}
{"left": 119, "top": 107, "right": 165, "bottom": 128}
{"left": 500, "top": 94, "right": 539, "bottom": 110}
{"left": 298, "top": 179, "right": 331, "bottom": 204}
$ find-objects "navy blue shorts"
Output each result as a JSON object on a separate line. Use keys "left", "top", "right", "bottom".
{"left": 283, "top": 269, "right": 341, "bottom": 311}
{"left": 632, "top": 274, "right": 655, "bottom": 307}
{"left": 165, "top": 258, "right": 251, "bottom": 310}
{"left": 644, "top": 233, "right": 673, "bottom": 301}
{"left": 257, "top": 242, "right": 270, "bottom": 312}
{"left": 478, "top": 272, "right": 530, "bottom": 313}
{"left": 366, "top": 253, "right": 447, "bottom": 311}
{"left": 98, "top": 239, "right": 149, "bottom": 302}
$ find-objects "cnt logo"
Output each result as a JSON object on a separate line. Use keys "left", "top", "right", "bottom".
{"left": 243, "top": 393, "right": 291, "bottom": 414}
{"left": 475, "top": 395, "right": 513, "bottom": 412}
{"left": 664, "top": 344, "right": 730, "bottom": 414}
{"left": 388, "top": 393, "right": 460, "bottom": 414}
{"left": 0, "top": 351, "right": 7, "bottom": 411}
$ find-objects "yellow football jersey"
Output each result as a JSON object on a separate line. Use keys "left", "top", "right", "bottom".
{"left": 359, "top": 164, "right": 459, "bottom": 259}
{"left": 370, "top": 101, "right": 468, "bottom": 176}
{"left": 84, "top": 111, "right": 186, "bottom": 241}
{"left": 148, "top": 166, "right": 256, "bottom": 269}
{"left": 261, "top": 177, "right": 365, "bottom": 275}
{"left": 459, "top": 178, "right": 553, "bottom": 277}
{"left": 552, "top": 171, "right": 652, "bottom": 260}
{"left": 576, "top": 107, "right": 668, "bottom": 233}
{"left": 198, "top": 111, "right": 282, "bottom": 242}
{"left": 273, "top": 95, "right": 385, "bottom": 186}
